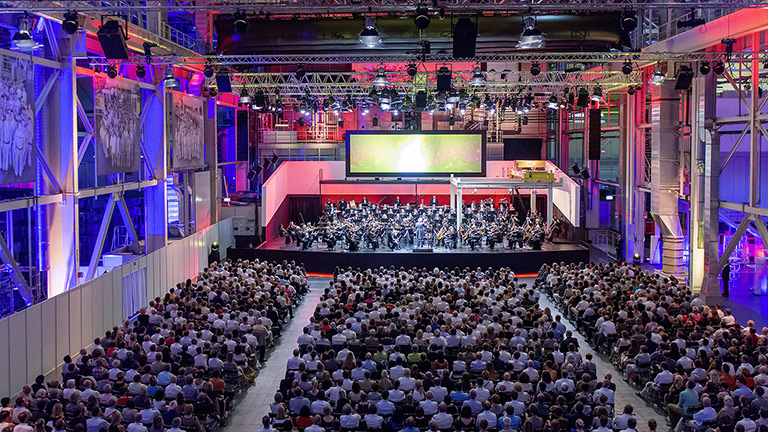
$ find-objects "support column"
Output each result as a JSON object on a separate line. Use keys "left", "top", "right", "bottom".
{"left": 583, "top": 108, "right": 600, "bottom": 229}
{"left": 44, "top": 45, "right": 79, "bottom": 296}
{"left": 619, "top": 93, "right": 646, "bottom": 261}
{"left": 530, "top": 189, "right": 537, "bottom": 213}
{"left": 205, "top": 97, "right": 219, "bottom": 225}
{"left": 650, "top": 80, "right": 684, "bottom": 277}
{"left": 144, "top": 91, "right": 167, "bottom": 253}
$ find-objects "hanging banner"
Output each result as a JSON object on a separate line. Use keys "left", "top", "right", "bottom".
{"left": 171, "top": 91, "right": 205, "bottom": 169}
{"left": 94, "top": 75, "right": 142, "bottom": 175}
{"left": 0, "top": 53, "right": 36, "bottom": 185}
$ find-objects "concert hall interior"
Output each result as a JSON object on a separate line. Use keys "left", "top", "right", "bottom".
{"left": 0, "top": 2, "right": 767, "bottom": 432}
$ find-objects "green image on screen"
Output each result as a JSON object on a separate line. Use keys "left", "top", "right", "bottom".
{"left": 349, "top": 133, "right": 483, "bottom": 174}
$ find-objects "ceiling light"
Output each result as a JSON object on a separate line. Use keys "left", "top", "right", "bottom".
{"left": 713, "top": 61, "right": 725, "bottom": 75}
{"left": 622, "top": 60, "right": 633, "bottom": 75}
{"left": 373, "top": 67, "right": 388, "bottom": 87}
{"left": 699, "top": 61, "right": 711, "bottom": 75}
{"left": 136, "top": 65, "right": 145, "bottom": 79}
{"left": 621, "top": 9, "right": 637, "bottom": 32}
{"left": 406, "top": 63, "right": 418, "bottom": 78}
{"left": 62, "top": 11, "right": 79, "bottom": 35}
{"left": 239, "top": 88, "right": 250, "bottom": 104}
{"left": 627, "top": 86, "right": 636, "bottom": 96}
{"left": 650, "top": 66, "right": 665, "bottom": 85}
{"left": 295, "top": 64, "right": 306, "bottom": 80}
{"left": 470, "top": 66, "right": 486, "bottom": 85}
{"left": 359, "top": 17, "right": 382, "bottom": 48}
{"left": 414, "top": 7, "right": 430, "bottom": 30}
{"left": 12, "top": 19, "right": 39, "bottom": 52}
{"left": 163, "top": 69, "right": 179, "bottom": 89}
{"left": 518, "top": 16, "right": 544, "bottom": 50}
{"left": 203, "top": 64, "right": 215, "bottom": 78}
{"left": 591, "top": 86, "right": 603, "bottom": 101}
{"left": 233, "top": 11, "right": 248, "bottom": 35}
{"left": 576, "top": 88, "right": 589, "bottom": 108}
{"left": 530, "top": 62, "right": 541, "bottom": 76}
{"left": 106, "top": 65, "right": 118, "bottom": 79}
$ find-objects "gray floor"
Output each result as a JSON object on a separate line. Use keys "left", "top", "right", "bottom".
{"left": 222, "top": 276, "right": 664, "bottom": 431}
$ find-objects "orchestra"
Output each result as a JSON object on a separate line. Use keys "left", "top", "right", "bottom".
{"left": 278, "top": 197, "right": 551, "bottom": 252}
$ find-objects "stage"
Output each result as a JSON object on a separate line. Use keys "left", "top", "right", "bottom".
{"left": 227, "top": 238, "right": 590, "bottom": 273}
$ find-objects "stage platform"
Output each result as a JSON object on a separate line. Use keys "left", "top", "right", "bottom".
{"left": 227, "top": 238, "right": 589, "bottom": 273}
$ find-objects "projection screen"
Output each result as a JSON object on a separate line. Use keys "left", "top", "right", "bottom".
{"left": 346, "top": 131, "right": 486, "bottom": 177}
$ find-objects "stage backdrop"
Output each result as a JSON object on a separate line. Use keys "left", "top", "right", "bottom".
{"left": 94, "top": 75, "right": 142, "bottom": 175}
{"left": 346, "top": 131, "right": 485, "bottom": 177}
{"left": 171, "top": 91, "right": 205, "bottom": 169}
{"left": 0, "top": 53, "right": 36, "bottom": 185}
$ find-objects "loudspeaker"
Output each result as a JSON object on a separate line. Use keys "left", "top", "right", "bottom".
{"left": 215, "top": 70, "right": 232, "bottom": 93}
{"left": 236, "top": 111, "right": 249, "bottom": 162}
{"left": 436, "top": 70, "right": 452, "bottom": 92}
{"left": 588, "top": 109, "right": 601, "bottom": 160}
{"left": 97, "top": 20, "right": 129, "bottom": 60}
{"left": 453, "top": 17, "right": 477, "bottom": 59}
{"left": 415, "top": 91, "right": 427, "bottom": 110}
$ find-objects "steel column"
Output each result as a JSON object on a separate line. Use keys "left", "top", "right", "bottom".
{"left": 86, "top": 195, "right": 116, "bottom": 280}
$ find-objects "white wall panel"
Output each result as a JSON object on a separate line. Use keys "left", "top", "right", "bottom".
{"left": 110, "top": 271, "right": 122, "bottom": 325}
{"left": 160, "top": 247, "right": 168, "bottom": 293}
{"left": 68, "top": 289, "right": 82, "bottom": 355}
{"left": 41, "top": 299, "right": 57, "bottom": 375}
{"left": 100, "top": 276, "right": 114, "bottom": 331}
{"left": 25, "top": 305, "right": 43, "bottom": 384}
{"left": 55, "top": 294, "right": 70, "bottom": 363}
{"left": 80, "top": 283, "right": 94, "bottom": 347}
{"left": 0, "top": 318, "right": 10, "bottom": 397}
{"left": 8, "top": 312, "right": 28, "bottom": 394}
{"left": 91, "top": 278, "right": 104, "bottom": 342}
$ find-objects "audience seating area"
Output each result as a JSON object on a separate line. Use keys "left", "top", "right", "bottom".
{"left": 265, "top": 265, "right": 635, "bottom": 432}
{"left": 537, "top": 262, "right": 768, "bottom": 432}
{"left": 0, "top": 259, "right": 308, "bottom": 432}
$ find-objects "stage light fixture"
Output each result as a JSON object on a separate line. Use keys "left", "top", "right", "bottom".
{"left": 414, "top": 7, "right": 430, "bottom": 30}
{"left": 518, "top": 16, "right": 544, "bottom": 49}
{"left": 530, "top": 62, "right": 541, "bottom": 76}
{"left": 581, "top": 169, "right": 591, "bottom": 180}
{"left": 571, "top": 164, "right": 581, "bottom": 175}
{"left": 136, "top": 65, "right": 146, "bottom": 78}
{"left": 163, "top": 67, "right": 179, "bottom": 89}
{"left": 622, "top": 60, "right": 633, "bottom": 75}
{"left": 576, "top": 88, "right": 589, "bottom": 108}
{"left": 713, "top": 61, "right": 725, "bottom": 75}
{"left": 208, "top": 87, "right": 217, "bottom": 97}
{"left": 373, "top": 66, "right": 388, "bottom": 87}
{"left": 650, "top": 66, "right": 665, "bottom": 85}
{"left": 621, "top": 9, "right": 637, "bottom": 31}
{"left": 675, "top": 65, "right": 694, "bottom": 90}
{"left": 203, "top": 64, "right": 215, "bottom": 78}
{"left": 62, "top": 11, "right": 80, "bottom": 35}
{"left": 699, "top": 61, "right": 711, "bottom": 75}
{"left": 233, "top": 11, "right": 248, "bottom": 35}
{"left": 239, "top": 88, "right": 250, "bottom": 104}
{"left": 547, "top": 95, "right": 558, "bottom": 109}
{"left": 591, "top": 86, "right": 603, "bottom": 102}
{"left": 470, "top": 66, "right": 486, "bottom": 86}
{"left": 721, "top": 37, "right": 736, "bottom": 54}
{"left": 295, "top": 64, "right": 306, "bottom": 80}
{"left": 406, "top": 63, "right": 418, "bottom": 78}
{"left": 359, "top": 17, "right": 382, "bottom": 48}
{"left": 106, "top": 65, "right": 118, "bottom": 79}
{"left": 627, "top": 86, "right": 636, "bottom": 96}
{"left": 12, "top": 17, "right": 39, "bottom": 52}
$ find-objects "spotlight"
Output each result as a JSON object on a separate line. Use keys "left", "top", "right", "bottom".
{"left": 239, "top": 88, "right": 250, "bottom": 104}
{"left": 203, "top": 64, "right": 215, "bottom": 78}
{"left": 136, "top": 65, "right": 146, "bottom": 79}
{"left": 713, "top": 60, "right": 725, "bottom": 75}
{"left": 591, "top": 86, "right": 603, "bottom": 102}
{"left": 621, "top": 9, "right": 637, "bottom": 32}
{"left": 633, "top": 253, "right": 641, "bottom": 265}
{"left": 674, "top": 65, "right": 694, "bottom": 90}
{"left": 233, "top": 11, "right": 248, "bottom": 35}
{"left": 530, "top": 62, "right": 541, "bottom": 76}
{"left": 470, "top": 66, "right": 486, "bottom": 85}
{"left": 576, "top": 88, "right": 589, "bottom": 108}
{"left": 627, "top": 86, "right": 636, "bottom": 96}
{"left": 439, "top": 7, "right": 446, "bottom": 20}
{"left": 359, "top": 17, "right": 382, "bottom": 48}
{"left": 406, "top": 63, "right": 418, "bottom": 78}
{"left": 12, "top": 18, "right": 38, "bottom": 52}
{"left": 622, "top": 60, "right": 633, "bottom": 75}
{"left": 721, "top": 38, "right": 736, "bottom": 54}
{"left": 295, "top": 64, "right": 306, "bottom": 80}
{"left": 571, "top": 164, "right": 581, "bottom": 175}
{"left": 62, "top": 11, "right": 79, "bottom": 35}
{"left": 699, "top": 61, "right": 711, "bottom": 75}
{"left": 518, "top": 16, "right": 544, "bottom": 49}
{"left": 650, "top": 66, "right": 665, "bottom": 85}
{"left": 208, "top": 87, "right": 217, "bottom": 97}
{"left": 547, "top": 95, "right": 558, "bottom": 109}
{"left": 162, "top": 67, "right": 179, "bottom": 89}
{"left": 107, "top": 65, "right": 118, "bottom": 79}
{"left": 414, "top": 7, "right": 430, "bottom": 30}
{"left": 373, "top": 66, "right": 388, "bottom": 87}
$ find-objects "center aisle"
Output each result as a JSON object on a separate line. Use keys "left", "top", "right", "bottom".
{"left": 536, "top": 284, "right": 665, "bottom": 429}
{"left": 224, "top": 276, "right": 329, "bottom": 431}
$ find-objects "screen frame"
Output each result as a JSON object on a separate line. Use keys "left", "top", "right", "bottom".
{"left": 345, "top": 130, "right": 487, "bottom": 178}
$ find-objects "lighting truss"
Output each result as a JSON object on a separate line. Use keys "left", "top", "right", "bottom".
{"left": 88, "top": 51, "right": 767, "bottom": 67}
{"left": 213, "top": 70, "right": 642, "bottom": 99}
{"left": 1, "top": 0, "right": 763, "bottom": 13}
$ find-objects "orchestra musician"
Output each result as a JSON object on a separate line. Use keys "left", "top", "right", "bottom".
{"left": 393, "top": 196, "right": 403, "bottom": 206}
{"left": 430, "top": 195, "right": 439, "bottom": 206}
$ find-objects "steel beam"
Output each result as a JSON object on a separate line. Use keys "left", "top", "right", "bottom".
{"left": 34, "top": 69, "right": 61, "bottom": 115}
{"left": 753, "top": 216, "right": 768, "bottom": 253}
{"left": 86, "top": 195, "right": 116, "bottom": 281}
{"left": 115, "top": 196, "right": 140, "bottom": 245}
{"left": 720, "top": 200, "right": 768, "bottom": 217}
{"left": 0, "top": 230, "right": 32, "bottom": 305}
{"left": 715, "top": 215, "right": 752, "bottom": 275}
{"left": 719, "top": 123, "right": 750, "bottom": 173}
